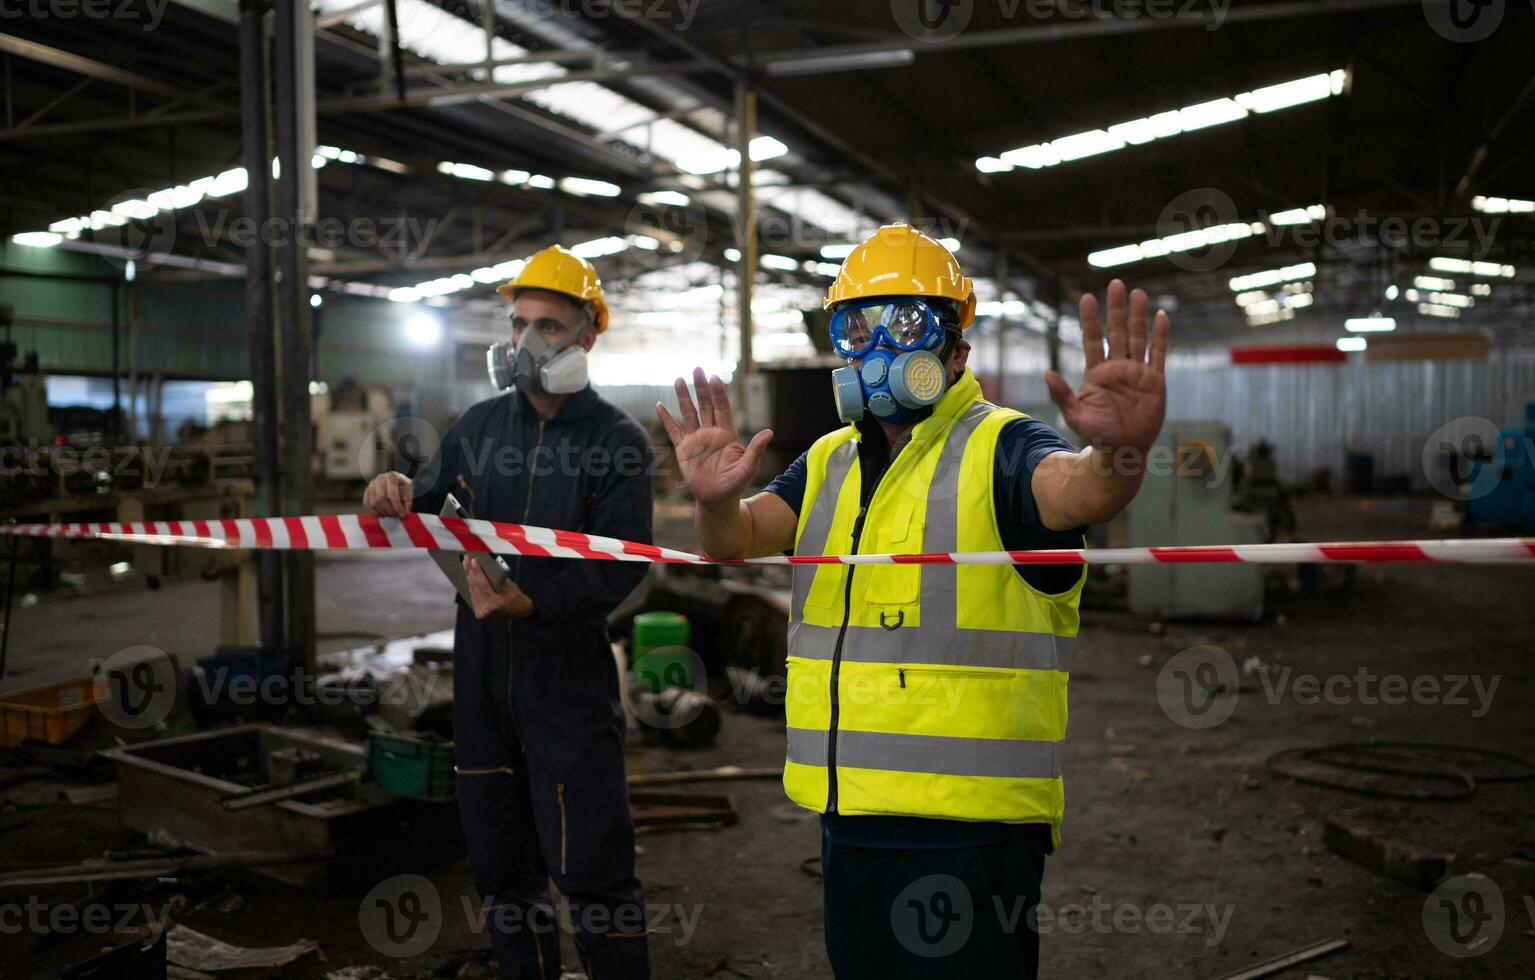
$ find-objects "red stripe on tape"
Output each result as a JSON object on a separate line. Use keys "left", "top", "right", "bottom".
{"left": 252, "top": 520, "right": 273, "bottom": 549}
{"left": 493, "top": 522, "right": 550, "bottom": 558}
{"left": 1318, "top": 543, "right": 1428, "bottom": 563}
{"left": 891, "top": 553, "right": 956, "bottom": 564}
{"left": 400, "top": 514, "right": 437, "bottom": 550}
{"left": 441, "top": 517, "right": 489, "bottom": 553}
{"left": 1151, "top": 547, "right": 1241, "bottom": 563}
{"left": 357, "top": 515, "right": 391, "bottom": 550}
{"left": 552, "top": 529, "right": 610, "bottom": 560}
{"left": 1007, "top": 551, "right": 1088, "bottom": 564}
{"left": 283, "top": 517, "right": 309, "bottom": 550}
{"left": 319, "top": 515, "right": 349, "bottom": 549}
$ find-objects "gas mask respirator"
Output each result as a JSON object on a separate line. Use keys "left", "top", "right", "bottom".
{"left": 828, "top": 298, "right": 952, "bottom": 424}
{"left": 486, "top": 321, "right": 589, "bottom": 395}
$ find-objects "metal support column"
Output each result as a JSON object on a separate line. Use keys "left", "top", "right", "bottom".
{"left": 274, "top": 0, "right": 316, "bottom": 677}
{"left": 733, "top": 79, "right": 756, "bottom": 427}
{"left": 993, "top": 252, "right": 1007, "bottom": 406}
{"left": 241, "top": 0, "right": 283, "bottom": 651}
{"left": 1047, "top": 271, "right": 1063, "bottom": 375}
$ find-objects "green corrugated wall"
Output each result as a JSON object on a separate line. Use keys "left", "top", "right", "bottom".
{"left": 1, "top": 242, "right": 442, "bottom": 385}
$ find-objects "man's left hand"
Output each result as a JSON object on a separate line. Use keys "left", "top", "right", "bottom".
{"left": 1045, "top": 278, "right": 1168, "bottom": 457}
{"left": 462, "top": 555, "right": 536, "bottom": 620}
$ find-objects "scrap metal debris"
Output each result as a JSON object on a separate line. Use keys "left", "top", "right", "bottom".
{"left": 165, "top": 924, "right": 321, "bottom": 972}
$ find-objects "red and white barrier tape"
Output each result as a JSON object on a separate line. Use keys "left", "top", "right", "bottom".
{"left": 3, "top": 515, "right": 1533, "bottom": 566}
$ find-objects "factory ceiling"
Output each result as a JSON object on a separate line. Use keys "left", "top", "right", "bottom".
{"left": 2, "top": 0, "right": 1532, "bottom": 347}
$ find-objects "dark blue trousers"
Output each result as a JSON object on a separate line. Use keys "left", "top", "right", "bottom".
{"left": 453, "top": 612, "right": 648, "bottom": 980}
{"left": 821, "top": 827, "right": 1048, "bottom": 979}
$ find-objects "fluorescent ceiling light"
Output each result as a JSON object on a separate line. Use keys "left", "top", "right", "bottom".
{"left": 1336, "top": 337, "right": 1368, "bottom": 352}
{"left": 638, "top": 190, "right": 690, "bottom": 207}
{"left": 12, "top": 231, "right": 63, "bottom": 247}
{"left": 436, "top": 161, "right": 494, "bottom": 181}
{"left": 981, "top": 70, "right": 1346, "bottom": 174}
{"left": 1052, "top": 130, "right": 1123, "bottom": 162}
{"left": 1428, "top": 292, "right": 1474, "bottom": 309}
{"left": 820, "top": 244, "right": 855, "bottom": 259}
{"left": 1470, "top": 283, "right": 1492, "bottom": 297}
{"left": 723, "top": 247, "right": 742, "bottom": 262}
{"left": 1229, "top": 263, "right": 1317, "bottom": 292}
{"left": 939, "top": 237, "right": 961, "bottom": 253}
{"left": 112, "top": 199, "right": 157, "bottom": 220}
{"left": 1428, "top": 257, "right": 1515, "bottom": 278}
{"left": 813, "top": 262, "right": 842, "bottom": 277}
{"left": 527, "top": 174, "right": 556, "bottom": 189}
{"left": 559, "top": 177, "right": 621, "bottom": 197}
{"left": 499, "top": 169, "right": 530, "bottom": 185}
{"left": 1418, "top": 303, "right": 1460, "bottom": 319}
{"left": 1345, "top": 316, "right": 1396, "bottom": 333}
{"left": 1090, "top": 222, "right": 1260, "bottom": 269}
{"left": 1269, "top": 204, "right": 1327, "bottom": 226}
{"left": 1246, "top": 307, "right": 1295, "bottom": 326}
{"left": 1472, "top": 195, "right": 1535, "bottom": 215}
{"left": 1414, "top": 276, "right": 1455, "bottom": 291}
{"left": 570, "top": 236, "right": 627, "bottom": 259}
{"left": 765, "top": 47, "right": 914, "bottom": 78}
{"left": 760, "top": 254, "right": 799, "bottom": 271}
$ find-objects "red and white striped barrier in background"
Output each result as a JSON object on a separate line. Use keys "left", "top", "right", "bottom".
{"left": 3, "top": 514, "right": 1534, "bottom": 566}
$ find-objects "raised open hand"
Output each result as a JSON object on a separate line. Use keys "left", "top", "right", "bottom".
{"left": 1045, "top": 279, "right": 1169, "bottom": 455}
{"left": 657, "top": 368, "right": 774, "bottom": 506}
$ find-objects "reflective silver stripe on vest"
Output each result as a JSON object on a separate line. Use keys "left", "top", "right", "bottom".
{"left": 786, "top": 726, "right": 1061, "bottom": 780}
{"left": 790, "top": 399, "right": 1072, "bottom": 673}
{"left": 790, "top": 622, "right": 1071, "bottom": 671}
{"left": 790, "top": 439, "right": 858, "bottom": 622}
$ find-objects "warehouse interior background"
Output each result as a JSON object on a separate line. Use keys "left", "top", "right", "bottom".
{"left": 1, "top": 0, "right": 1534, "bottom": 977}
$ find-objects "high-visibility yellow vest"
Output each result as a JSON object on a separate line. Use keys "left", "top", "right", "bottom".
{"left": 783, "top": 370, "right": 1083, "bottom": 848}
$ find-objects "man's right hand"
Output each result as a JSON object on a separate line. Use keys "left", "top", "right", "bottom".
{"left": 363, "top": 471, "right": 414, "bottom": 517}
{"left": 656, "top": 368, "right": 774, "bottom": 507}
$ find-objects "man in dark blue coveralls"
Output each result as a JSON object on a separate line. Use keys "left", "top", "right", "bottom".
{"left": 364, "top": 245, "right": 653, "bottom": 979}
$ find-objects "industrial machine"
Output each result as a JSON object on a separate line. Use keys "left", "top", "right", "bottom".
{"left": 1465, "top": 403, "right": 1535, "bottom": 533}
{"left": 0, "top": 344, "right": 50, "bottom": 445}
{"left": 1129, "top": 420, "right": 1266, "bottom": 621}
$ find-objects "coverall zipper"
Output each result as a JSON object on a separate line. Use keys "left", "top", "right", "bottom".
{"left": 557, "top": 782, "right": 568, "bottom": 874}
{"left": 825, "top": 459, "right": 889, "bottom": 814}
{"left": 505, "top": 419, "right": 546, "bottom": 754}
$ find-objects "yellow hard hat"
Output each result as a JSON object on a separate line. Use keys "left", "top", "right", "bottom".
{"left": 497, "top": 244, "right": 610, "bottom": 333}
{"left": 823, "top": 222, "right": 976, "bottom": 328}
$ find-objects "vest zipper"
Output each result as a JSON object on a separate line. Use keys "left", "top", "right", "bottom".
{"left": 826, "top": 459, "right": 889, "bottom": 815}
{"left": 504, "top": 418, "right": 546, "bottom": 755}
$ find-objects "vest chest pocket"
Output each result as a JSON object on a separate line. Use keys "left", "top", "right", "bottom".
{"left": 861, "top": 504, "right": 922, "bottom": 609}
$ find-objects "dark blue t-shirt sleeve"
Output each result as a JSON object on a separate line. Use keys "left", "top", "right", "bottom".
{"left": 994, "top": 418, "right": 1088, "bottom": 594}
{"left": 762, "top": 450, "right": 809, "bottom": 515}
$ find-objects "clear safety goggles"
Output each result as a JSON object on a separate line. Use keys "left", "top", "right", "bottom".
{"left": 828, "top": 297, "right": 945, "bottom": 358}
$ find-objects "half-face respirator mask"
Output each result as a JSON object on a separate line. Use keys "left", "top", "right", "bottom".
{"left": 828, "top": 297, "right": 953, "bottom": 424}
{"left": 486, "top": 316, "right": 589, "bottom": 395}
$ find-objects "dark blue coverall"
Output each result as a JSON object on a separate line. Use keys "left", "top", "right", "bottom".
{"left": 412, "top": 385, "right": 653, "bottom": 979}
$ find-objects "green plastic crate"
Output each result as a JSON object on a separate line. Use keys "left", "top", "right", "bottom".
{"left": 365, "top": 733, "right": 455, "bottom": 800}
{"left": 631, "top": 612, "right": 692, "bottom": 693}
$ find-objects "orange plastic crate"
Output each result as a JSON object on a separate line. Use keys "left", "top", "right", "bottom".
{"left": 0, "top": 677, "right": 107, "bottom": 747}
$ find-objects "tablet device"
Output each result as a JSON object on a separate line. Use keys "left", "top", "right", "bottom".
{"left": 430, "top": 492, "right": 512, "bottom": 604}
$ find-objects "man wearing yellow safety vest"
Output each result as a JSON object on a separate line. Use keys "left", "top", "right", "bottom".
{"left": 658, "top": 223, "right": 1170, "bottom": 978}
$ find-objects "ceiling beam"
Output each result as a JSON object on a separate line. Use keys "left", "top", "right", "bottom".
{"left": 749, "top": 0, "right": 1442, "bottom": 71}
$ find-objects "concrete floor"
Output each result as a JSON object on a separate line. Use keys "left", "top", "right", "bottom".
{"left": 2, "top": 498, "right": 1534, "bottom": 978}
